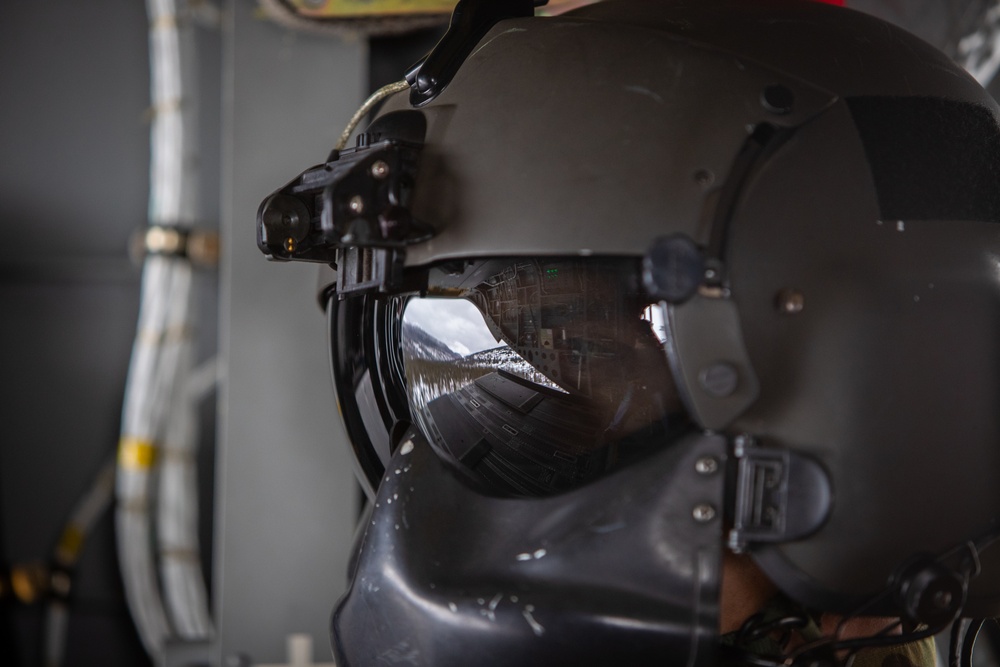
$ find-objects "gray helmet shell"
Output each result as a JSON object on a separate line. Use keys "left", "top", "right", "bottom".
{"left": 385, "top": 0, "right": 989, "bottom": 265}
{"left": 361, "top": 0, "right": 1000, "bottom": 618}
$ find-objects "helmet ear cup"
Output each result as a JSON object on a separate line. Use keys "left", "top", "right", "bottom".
{"left": 894, "top": 557, "right": 966, "bottom": 628}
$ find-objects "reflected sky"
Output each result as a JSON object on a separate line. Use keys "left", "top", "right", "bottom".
{"left": 404, "top": 297, "right": 503, "bottom": 357}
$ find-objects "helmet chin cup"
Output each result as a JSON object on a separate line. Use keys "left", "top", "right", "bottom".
{"left": 894, "top": 557, "right": 966, "bottom": 628}
{"left": 333, "top": 428, "right": 728, "bottom": 666}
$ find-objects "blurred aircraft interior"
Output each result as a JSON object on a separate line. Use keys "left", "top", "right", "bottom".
{"left": 1, "top": 0, "right": 999, "bottom": 665}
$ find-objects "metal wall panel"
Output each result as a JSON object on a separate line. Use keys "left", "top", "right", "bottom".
{"left": 214, "top": 2, "right": 364, "bottom": 664}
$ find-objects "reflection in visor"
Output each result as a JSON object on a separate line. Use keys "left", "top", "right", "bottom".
{"left": 401, "top": 258, "right": 684, "bottom": 496}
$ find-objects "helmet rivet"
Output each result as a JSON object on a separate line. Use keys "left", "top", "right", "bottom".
{"left": 698, "top": 363, "right": 739, "bottom": 397}
{"left": 695, "top": 457, "right": 719, "bottom": 475}
{"left": 776, "top": 289, "right": 805, "bottom": 314}
{"left": 348, "top": 195, "right": 365, "bottom": 214}
{"left": 761, "top": 84, "right": 794, "bottom": 115}
{"left": 692, "top": 504, "right": 717, "bottom": 523}
{"left": 371, "top": 160, "right": 390, "bottom": 179}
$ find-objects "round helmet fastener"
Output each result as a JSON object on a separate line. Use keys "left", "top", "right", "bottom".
{"left": 642, "top": 234, "right": 706, "bottom": 304}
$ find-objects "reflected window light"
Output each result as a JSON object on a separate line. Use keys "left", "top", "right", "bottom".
{"left": 402, "top": 297, "right": 568, "bottom": 439}
{"left": 642, "top": 303, "right": 668, "bottom": 345}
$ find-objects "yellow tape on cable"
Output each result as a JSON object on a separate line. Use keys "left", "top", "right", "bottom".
{"left": 292, "top": 0, "right": 454, "bottom": 17}
{"left": 118, "top": 437, "right": 159, "bottom": 470}
{"left": 288, "top": 0, "right": 590, "bottom": 18}
{"left": 56, "top": 525, "right": 85, "bottom": 564}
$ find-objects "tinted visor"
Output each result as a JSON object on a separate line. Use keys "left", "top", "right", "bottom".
{"left": 400, "top": 257, "right": 686, "bottom": 496}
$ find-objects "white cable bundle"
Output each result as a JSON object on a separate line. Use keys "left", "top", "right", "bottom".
{"left": 959, "top": 1, "right": 1000, "bottom": 86}
{"left": 115, "top": 0, "right": 214, "bottom": 662}
{"left": 117, "top": 256, "right": 185, "bottom": 660}
{"left": 158, "top": 338, "right": 215, "bottom": 639}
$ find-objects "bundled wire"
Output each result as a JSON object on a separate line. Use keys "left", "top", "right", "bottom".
{"left": 43, "top": 460, "right": 116, "bottom": 667}
{"left": 157, "top": 351, "right": 217, "bottom": 639}
{"left": 115, "top": 0, "right": 214, "bottom": 662}
{"left": 117, "top": 255, "right": 195, "bottom": 659}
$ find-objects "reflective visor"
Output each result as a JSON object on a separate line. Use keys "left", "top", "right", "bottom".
{"left": 400, "top": 257, "right": 686, "bottom": 496}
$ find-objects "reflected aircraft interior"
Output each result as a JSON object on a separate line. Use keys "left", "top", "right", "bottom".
{"left": 401, "top": 258, "right": 684, "bottom": 496}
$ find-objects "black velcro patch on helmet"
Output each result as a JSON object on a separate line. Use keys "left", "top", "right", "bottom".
{"left": 847, "top": 96, "right": 1000, "bottom": 223}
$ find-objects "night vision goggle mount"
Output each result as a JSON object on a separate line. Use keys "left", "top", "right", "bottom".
{"left": 257, "top": 0, "right": 551, "bottom": 295}
{"left": 257, "top": 136, "right": 430, "bottom": 296}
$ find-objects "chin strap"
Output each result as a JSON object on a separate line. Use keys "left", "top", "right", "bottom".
{"left": 724, "top": 603, "right": 940, "bottom": 667}
{"left": 727, "top": 523, "right": 1000, "bottom": 667}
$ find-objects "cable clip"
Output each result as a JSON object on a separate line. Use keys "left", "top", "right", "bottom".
{"left": 136, "top": 225, "right": 220, "bottom": 266}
